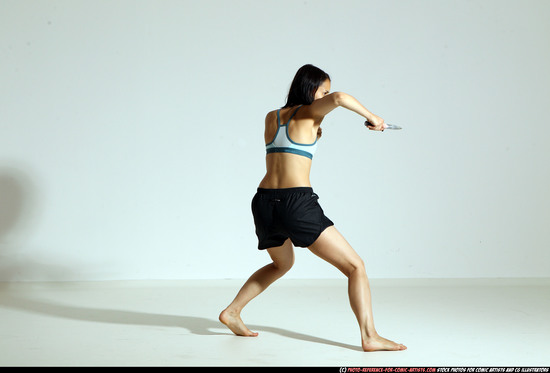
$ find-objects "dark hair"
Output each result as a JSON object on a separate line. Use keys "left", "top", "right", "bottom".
{"left": 283, "top": 64, "right": 331, "bottom": 108}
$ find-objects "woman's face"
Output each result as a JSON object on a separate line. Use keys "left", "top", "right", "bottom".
{"left": 314, "top": 79, "right": 331, "bottom": 100}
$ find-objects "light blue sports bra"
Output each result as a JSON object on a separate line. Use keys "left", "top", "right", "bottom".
{"left": 265, "top": 105, "right": 318, "bottom": 159}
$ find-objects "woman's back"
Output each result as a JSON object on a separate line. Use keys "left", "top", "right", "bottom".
{"left": 259, "top": 106, "right": 320, "bottom": 189}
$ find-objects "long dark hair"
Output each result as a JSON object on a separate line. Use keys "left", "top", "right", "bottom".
{"left": 283, "top": 64, "right": 331, "bottom": 108}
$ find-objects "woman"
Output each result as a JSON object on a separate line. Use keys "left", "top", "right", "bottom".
{"left": 219, "top": 64, "right": 407, "bottom": 352}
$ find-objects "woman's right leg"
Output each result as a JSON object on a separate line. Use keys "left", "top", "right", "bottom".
{"left": 308, "top": 226, "right": 406, "bottom": 351}
{"left": 219, "top": 238, "right": 294, "bottom": 336}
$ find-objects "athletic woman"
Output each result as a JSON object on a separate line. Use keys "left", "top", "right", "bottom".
{"left": 219, "top": 64, "right": 407, "bottom": 352}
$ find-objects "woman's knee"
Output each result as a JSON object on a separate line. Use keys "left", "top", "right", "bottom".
{"left": 345, "top": 256, "right": 366, "bottom": 278}
{"left": 273, "top": 254, "right": 295, "bottom": 273}
{"left": 267, "top": 239, "right": 294, "bottom": 273}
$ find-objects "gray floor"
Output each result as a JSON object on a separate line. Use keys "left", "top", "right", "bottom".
{"left": 0, "top": 278, "right": 549, "bottom": 367}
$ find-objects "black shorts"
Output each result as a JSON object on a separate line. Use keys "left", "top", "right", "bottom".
{"left": 251, "top": 187, "right": 334, "bottom": 250}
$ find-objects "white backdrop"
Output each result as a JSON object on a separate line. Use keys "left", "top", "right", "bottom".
{"left": 1, "top": 0, "right": 549, "bottom": 281}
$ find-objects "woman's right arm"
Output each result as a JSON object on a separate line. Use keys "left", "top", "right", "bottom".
{"left": 308, "top": 92, "right": 386, "bottom": 131}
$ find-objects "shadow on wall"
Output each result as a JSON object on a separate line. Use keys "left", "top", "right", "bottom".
{"left": 0, "top": 165, "right": 75, "bottom": 281}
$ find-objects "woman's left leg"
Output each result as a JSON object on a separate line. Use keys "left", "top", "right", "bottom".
{"left": 219, "top": 238, "right": 294, "bottom": 336}
{"left": 308, "top": 226, "right": 406, "bottom": 351}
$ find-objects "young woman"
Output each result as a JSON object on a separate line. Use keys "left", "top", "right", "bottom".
{"left": 219, "top": 64, "right": 407, "bottom": 352}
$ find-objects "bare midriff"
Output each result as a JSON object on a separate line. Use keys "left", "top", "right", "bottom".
{"left": 258, "top": 152, "right": 312, "bottom": 189}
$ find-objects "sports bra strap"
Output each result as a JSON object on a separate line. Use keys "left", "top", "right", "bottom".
{"left": 285, "top": 105, "right": 302, "bottom": 125}
{"left": 277, "top": 105, "right": 303, "bottom": 127}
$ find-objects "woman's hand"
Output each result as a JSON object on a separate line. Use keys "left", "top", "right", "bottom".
{"left": 365, "top": 114, "right": 387, "bottom": 131}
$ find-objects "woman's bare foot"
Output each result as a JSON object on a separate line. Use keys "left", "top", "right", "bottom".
{"left": 362, "top": 334, "right": 407, "bottom": 352}
{"left": 219, "top": 308, "right": 258, "bottom": 337}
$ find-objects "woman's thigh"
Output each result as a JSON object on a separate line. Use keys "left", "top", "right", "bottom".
{"left": 307, "top": 226, "right": 364, "bottom": 276}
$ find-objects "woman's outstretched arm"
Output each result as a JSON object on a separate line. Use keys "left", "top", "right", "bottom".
{"left": 306, "top": 92, "right": 387, "bottom": 131}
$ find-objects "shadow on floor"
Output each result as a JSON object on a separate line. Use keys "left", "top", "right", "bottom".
{"left": 0, "top": 291, "right": 362, "bottom": 352}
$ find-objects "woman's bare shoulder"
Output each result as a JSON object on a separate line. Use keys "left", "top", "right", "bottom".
{"left": 265, "top": 109, "right": 278, "bottom": 122}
